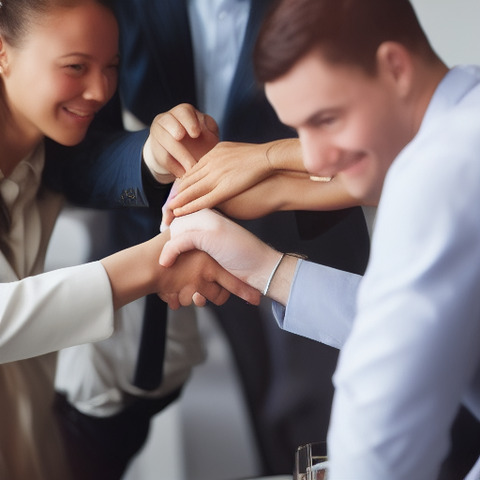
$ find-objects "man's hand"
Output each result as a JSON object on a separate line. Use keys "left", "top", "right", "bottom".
{"left": 160, "top": 209, "right": 282, "bottom": 293}
{"left": 143, "top": 103, "right": 219, "bottom": 184}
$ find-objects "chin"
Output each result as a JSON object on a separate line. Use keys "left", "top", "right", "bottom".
{"left": 52, "top": 132, "right": 88, "bottom": 147}
{"left": 345, "top": 182, "right": 371, "bottom": 204}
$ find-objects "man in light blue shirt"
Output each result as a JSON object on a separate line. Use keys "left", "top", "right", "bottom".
{"left": 161, "top": 0, "right": 480, "bottom": 478}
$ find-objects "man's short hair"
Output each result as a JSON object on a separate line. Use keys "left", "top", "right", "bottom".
{"left": 254, "top": 0, "right": 436, "bottom": 83}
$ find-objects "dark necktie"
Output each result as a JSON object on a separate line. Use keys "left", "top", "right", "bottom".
{"left": 133, "top": 294, "right": 168, "bottom": 390}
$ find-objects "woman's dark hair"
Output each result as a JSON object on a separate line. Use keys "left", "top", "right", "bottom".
{"left": 254, "top": 0, "right": 437, "bottom": 83}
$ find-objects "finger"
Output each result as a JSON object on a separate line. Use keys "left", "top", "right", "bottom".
{"left": 194, "top": 280, "right": 231, "bottom": 306}
{"left": 203, "top": 114, "right": 220, "bottom": 137}
{"left": 168, "top": 180, "right": 211, "bottom": 211}
{"left": 150, "top": 130, "right": 197, "bottom": 177}
{"left": 177, "top": 161, "right": 209, "bottom": 188}
{"left": 178, "top": 286, "right": 196, "bottom": 307}
{"left": 160, "top": 204, "right": 175, "bottom": 232}
{"left": 159, "top": 233, "right": 199, "bottom": 267}
{"left": 158, "top": 293, "right": 180, "bottom": 310}
{"left": 192, "top": 292, "right": 207, "bottom": 307}
{"left": 154, "top": 111, "right": 190, "bottom": 141}
{"left": 173, "top": 194, "right": 217, "bottom": 217}
{"left": 214, "top": 269, "right": 261, "bottom": 305}
{"left": 171, "top": 103, "right": 205, "bottom": 139}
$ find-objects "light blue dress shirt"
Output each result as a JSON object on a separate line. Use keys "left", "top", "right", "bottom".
{"left": 275, "top": 65, "right": 480, "bottom": 480}
{"left": 188, "top": 0, "right": 250, "bottom": 127}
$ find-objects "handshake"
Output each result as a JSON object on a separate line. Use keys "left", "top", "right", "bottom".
{"left": 157, "top": 208, "right": 296, "bottom": 310}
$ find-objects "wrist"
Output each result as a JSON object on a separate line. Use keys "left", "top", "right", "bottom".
{"left": 264, "top": 138, "right": 302, "bottom": 172}
{"left": 101, "top": 232, "right": 169, "bottom": 310}
{"left": 143, "top": 137, "right": 175, "bottom": 184}
{"left": 263, "top": 253, "right": 285, "bottom": 296}
{"left": 265, "top": 253, "right": 305, "bottom": 305}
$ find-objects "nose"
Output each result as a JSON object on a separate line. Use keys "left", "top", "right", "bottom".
{"left": 83, "top": 70, "right": 110, "bottom": 104}
{"left": 299, "top": 131, "right": 340, "bottom": 177}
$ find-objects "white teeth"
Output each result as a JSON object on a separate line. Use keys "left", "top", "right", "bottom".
{"left": 65, "top": 108, "right": 92, "bottom": 117}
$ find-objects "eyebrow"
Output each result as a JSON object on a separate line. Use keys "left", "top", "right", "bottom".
{"left": 59, "top": 52, "right": 120, "bottom": 62}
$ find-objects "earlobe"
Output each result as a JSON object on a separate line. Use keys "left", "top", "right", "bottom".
{"left": 376, "top": 42, "right": 413, "bottom": 98}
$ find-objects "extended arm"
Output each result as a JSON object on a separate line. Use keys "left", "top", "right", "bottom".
{"left": 100, "top": 228, "right": 259, "bottom": 311}
{"left": 0, "top": 227, "right": 259, "bottom": 364}
{"left": 216, "top": 172, "right": 359, "bottom": 220}
{"left": 160, "top": 209, "right": 359, "bottom": 348}
{"left": 155, "top": 110, "right": 362, "bottom": 225}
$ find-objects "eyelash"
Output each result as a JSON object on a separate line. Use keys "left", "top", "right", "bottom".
{"left": 318, "top": 117, "right": 336, "bottom": 127}
{"left": 65, "top": 64, "right": 85, "bottom": 73}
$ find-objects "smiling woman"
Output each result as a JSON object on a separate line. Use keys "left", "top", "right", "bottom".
{"left": 0, "top": 3, "right": 118, "bottom": 476}
{"left": 0, "top": 0, "right": 119, "bottom": 176}
{"left": 0, "top": 2, "right": 259, "bottom": 476}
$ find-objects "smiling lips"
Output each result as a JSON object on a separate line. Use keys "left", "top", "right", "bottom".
{"left": 64, "top": 106, "right": 96, "bottom": 119}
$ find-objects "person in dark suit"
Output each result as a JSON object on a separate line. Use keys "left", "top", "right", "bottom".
{"left": 46, "top": 0, "right": 370, "bottom": 477}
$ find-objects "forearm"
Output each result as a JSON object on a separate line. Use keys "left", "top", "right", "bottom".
{"left": 100, "top": 232, "right": 169, "bottom": 310}
{"left": 0, "top": 263, "right": 113, "bottom": 363}
{"left": 218, "top": 172, "right": 359, "bottom": 220}
{"left": 263, "top": 137, "right": 304, "bottom": 172}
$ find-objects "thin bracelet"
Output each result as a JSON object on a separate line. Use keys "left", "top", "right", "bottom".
{"left": 262, "top": 253, "right": 286, "bottom": 296}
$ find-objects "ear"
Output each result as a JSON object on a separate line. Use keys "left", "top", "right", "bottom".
{"left": 376, "top": 42, "right": 414, "bottom": 99}
{"left": 0, "top": 36, "right": 8, "bottom": 74}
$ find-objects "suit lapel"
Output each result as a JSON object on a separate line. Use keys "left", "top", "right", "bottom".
{"left": 225, "top": 0, "right": 273, "bottom": 117}
{"left": 133, "top": 0, "right": 197, "bottom": 108}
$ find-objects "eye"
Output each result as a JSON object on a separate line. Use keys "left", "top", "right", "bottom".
{"left": 64, "top": 64, "right": 86, "bottom": 75}
{"left": 307, "top": 113, "right": 338, "bottom": 131}
{"left": 316, "top": 116, "right": 336, "bottom": 127}
{"left": 106, "top": 63, "right": 119, "bottom": 73}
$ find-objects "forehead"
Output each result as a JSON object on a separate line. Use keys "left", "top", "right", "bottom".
{"left": 22, "top": 2, "right": 118, "bottom": 55}
{"left": 264, "top": 49, "right": 376, "bottom": 128}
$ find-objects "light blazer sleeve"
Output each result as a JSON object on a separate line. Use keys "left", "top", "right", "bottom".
{"left": 272, "top": 259, "right": 361, "bottom": 350}
{"left": 0, "top": 262, "right": 114, "bottom": 363}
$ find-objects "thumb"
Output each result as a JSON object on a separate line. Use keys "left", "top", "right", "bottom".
{"left": 159, "top": 233, "right": 198, "bottom": 267}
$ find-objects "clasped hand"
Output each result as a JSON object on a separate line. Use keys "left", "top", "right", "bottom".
{"left": 159, "top": 209, "right": 282, "bottom": 295}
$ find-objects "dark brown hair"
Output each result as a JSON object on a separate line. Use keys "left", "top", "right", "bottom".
{"left": 254, "top": 0, "right": 437, "bottom": 83}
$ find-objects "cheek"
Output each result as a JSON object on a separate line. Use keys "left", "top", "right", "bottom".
{"left": 50, "top": 76, "right": 83, "bottom": 100}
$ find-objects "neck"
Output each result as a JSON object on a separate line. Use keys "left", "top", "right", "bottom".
{"left": 0, "top": 116, "right": 42, "bottom": 178}
{"left": 409, "top": 59, "right": 449, "bottom": 138}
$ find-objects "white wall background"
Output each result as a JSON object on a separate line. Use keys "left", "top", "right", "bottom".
{"left": 411, "top": 0, "right": 480, "bottom": 65}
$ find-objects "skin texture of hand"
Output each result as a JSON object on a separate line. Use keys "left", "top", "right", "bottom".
{"left": 165, "top": 138, "right": 304, "bottom": 217}
{"left": 100, "top": 228, "right": 260, "bottom": 311}
{"left": 164, "top": 141, "right": 276, "bottom": 216}
{"left": 143, "top": 103, "right": 219, "bottom": 184}
{"left": 159, "top": 209, "right": 287, "bottom": 295}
